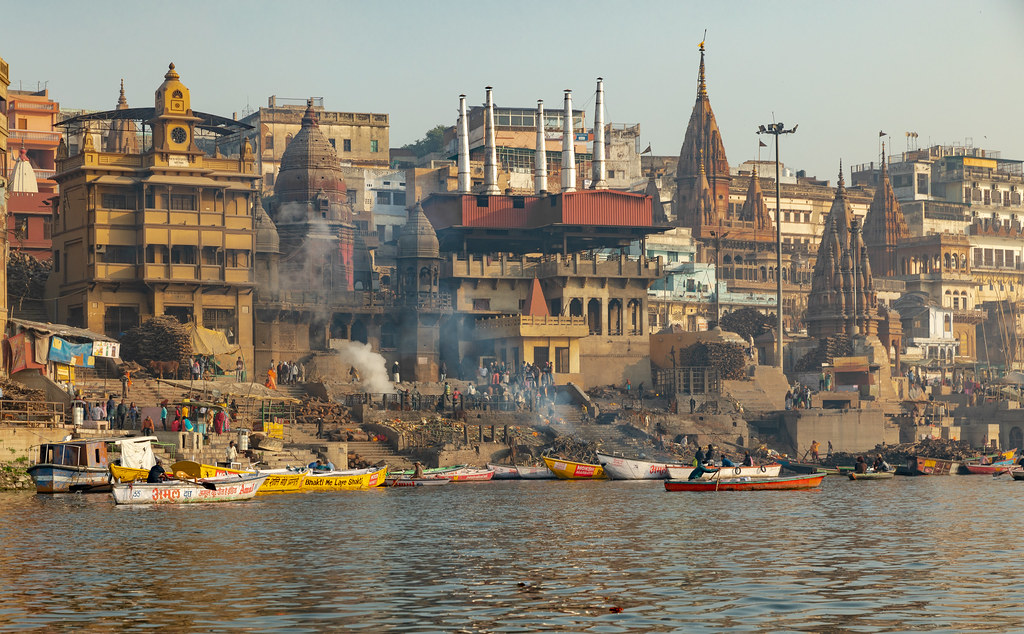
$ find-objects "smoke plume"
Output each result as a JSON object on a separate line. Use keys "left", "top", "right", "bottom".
{"left": 334, "top": 340, "right": 394, "bottom": 394}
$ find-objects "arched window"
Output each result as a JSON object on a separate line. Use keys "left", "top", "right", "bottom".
{"left": 944, "top": 253, "right": 952, "bottom": 269}
{"left": 264, "top": 134, "right": 274, "bottom": 150}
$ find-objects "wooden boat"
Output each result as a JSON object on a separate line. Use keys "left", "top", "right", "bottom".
{"left": 487, "top": 463, "right": 519, "bottom": 479}
{"left": 596, "top": 452, "right": 686, "bottom": 480}
{"left": 664, "top": 472, "right": 826, "bottom": 491}
{"left": 257, "top": 468, "right": 310, "bottom": 493}
{"left": 111, "top": 473, "right": 268, "bottom": 505}
{"left": 959, "top": 460, "right": 1015, "bottom": 475}
{"left": 29, "top": 436, "right": 159, "bottom": 493}
{"left": 485, "top": 463, "right": 556, "bottom": 479}
{"left": 388, "top": 464, "right": 466, "bottom": 477}
{"left": 110, "top": 463, "right": 149, "bottom": 483}
{"left": 446, "top": 467, "right": 494, "bottom": 482}
{"left": 665, "top": 463, "right": 783, "bottom": 480}
{"left": 777, "top": 459, "right": 844, "bottom": 475}
{"left": 384, "top": 477, "right": 451, "bottom": 487}
{"left": 848, "top": 470, "right": 896, "bottom": 480}
{"left": 906, "top": 456, "right": 961, "bottom": 476}
{"left": 541, "top": 456, "right": 606, "bottom": 480}
{"left": 108, "top": 436, "right": 164, "bottom": 483}
{"left": 301, "top": 466, "right": 387, "bottom": 491}
{"left": 1010, "top": 468, "right": 1024, "bottom": 481}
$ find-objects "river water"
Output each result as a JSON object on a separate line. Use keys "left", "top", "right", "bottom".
{"left": 1, "top": 476, "right": 1023, "bottom": 632}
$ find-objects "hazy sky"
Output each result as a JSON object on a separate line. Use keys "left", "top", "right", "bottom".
{"left": 5, "top": 0, "right": 1022, "bottom": 180}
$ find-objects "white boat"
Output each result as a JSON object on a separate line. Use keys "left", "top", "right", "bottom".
{"left": 596, "top": 452, "right": 686, "bottom": 480}
{"left": 664, "top": 463, "right": 783, "bottom": 480}
{"left": 111, "top": 473, "right": 268, "bottom": 505}
{"left": 487, "top": 463, "right": 520, "bottom": 479}
{"left": 516, "top": 464, "right": 555, "bottom": 479}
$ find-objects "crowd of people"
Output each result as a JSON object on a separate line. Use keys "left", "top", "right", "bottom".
{"left": 265, "top": 359, "right": 305, "bottom": 389}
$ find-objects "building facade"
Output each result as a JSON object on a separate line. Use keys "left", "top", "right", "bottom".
{"left": 48, "top": 64, "right": 259, "bottom": 362}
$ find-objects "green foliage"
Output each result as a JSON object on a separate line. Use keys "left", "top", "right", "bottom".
{"left": 401, "top": 125, "right": 447, "bottom": 158}
{"left": 719, "top": 308, "right": 776, "bottom": 342}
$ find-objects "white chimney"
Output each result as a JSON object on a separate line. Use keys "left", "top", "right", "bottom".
{"left": 561, "top": 89, "right": 576, "bottom": 193}
{"left": 535, "top": 99, "right": 547, "bottom": 194}
{"left": 592, "top": 77, "right": 607, "bottom": 189}
{"left": 457, "top": 94, "right": 471, "bottom": 193}
{"left": 482, "top": 86, "right": 500, "bottom": 195}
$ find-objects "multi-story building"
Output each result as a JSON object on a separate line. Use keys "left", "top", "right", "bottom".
{"left": 0, "top": 56, "right": 10, "bottom": 369}
{"left": 6, "top": 87, "right": 60, "bottom": 260}
{"left": 48, "top": 63, "right": 259, "bottom": 360}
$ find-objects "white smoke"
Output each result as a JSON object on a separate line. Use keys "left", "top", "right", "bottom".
{"left": 334, "top": 340, "right": 394, "bottom": 394}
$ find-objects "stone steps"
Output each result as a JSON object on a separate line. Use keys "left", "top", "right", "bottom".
{"left": 347, "top": 441, "right": 414, "bottom": 469}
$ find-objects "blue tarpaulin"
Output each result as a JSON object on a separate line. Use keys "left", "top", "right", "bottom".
{"left": 48, "top": 337, "right": 96, "bottom": 367}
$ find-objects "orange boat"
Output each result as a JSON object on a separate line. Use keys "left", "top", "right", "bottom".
{"left": 665, "top": 472, "right": 825, "bottom": 491}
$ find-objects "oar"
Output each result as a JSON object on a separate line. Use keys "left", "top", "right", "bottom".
{"left": 168, "top": 473, "right": 217, "bottom": 490}
{"left": 994, "top": 467, "right": 1016, "bottom": 478}
{"left": 714, "top": 466, "right": 723, "bottom": 492}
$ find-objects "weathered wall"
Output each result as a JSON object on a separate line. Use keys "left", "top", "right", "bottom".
{"left": 780, "top": 409, "right": 898, "bottom": 456}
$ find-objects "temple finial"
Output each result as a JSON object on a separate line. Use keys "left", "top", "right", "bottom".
{"left": 698, "top": 41, "right": 707, "bottom": 97}
{"left": 838, "top": 160, "right": 846, "bottom": 191}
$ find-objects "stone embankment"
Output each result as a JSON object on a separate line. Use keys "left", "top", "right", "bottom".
{"left": 0, "top": 462, "right": 33, "bottom": 490}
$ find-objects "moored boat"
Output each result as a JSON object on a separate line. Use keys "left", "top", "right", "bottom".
{"left": 384, "top": 477, "right": 451, "bottom": 487}
{"left": 848, "top": 470, "right": 895, "bottom": 480}
{"left": 778, "top": 459, "right": 843, "bottom": 475}
{"left": 171, "top": 460, "right": 253, "bottom": 479}
{"left": 541, "top": 456, "right": 606, "bottom": 480}
{"left": 258, "top": 468, "right": 310, "bottom": 493}
{"left": 1010, "top": 468, "right": 1024, "bottom": 481}
{"left": 665, "top": 463, "right": 782, "bottom": 480}
{"left": 446, "top": 467, "right": 494, "bottom": 482}
{"left": 959, "top": 461, "right": 1015, "bottom": 475}
{"left": 665, "top": 472, "right": 826, "bottom": 491}
{"left": 301, "top": 466, "right": 387, "bottom": 491}
{"left": 596, "top": 452, "right": 685, "bottom": 480}
{"left": 30, "top": 436, "right": 159, "bottom": 493}
{"left": 487, "top": 463, "right": 520, "bottom": 479}
{"left": 388, "top": 464, "right": 466, "bottom": 478}
{"left": 516, "top": 464, "right": 555, "bottom": 479}
{"left": 112, "top": 473, "right": 268, "bottom": 505}
{"left": 906, "top": 456, "right": 960, "bottom": 476}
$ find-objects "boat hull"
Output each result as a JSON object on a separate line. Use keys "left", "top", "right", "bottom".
{"left": 911, "top": 457, "right": 960, "bottom": 476}
{"left": 110, "top": 464, "right": 150, "bottom": 483}
{"left": 171, "top": 460, "right": 253, "bottom": 479}
{"left": 301, "top": 466, "right": 387, "bottom": 491}
{"left": 848, "top": 471, "right": 895, "bottom": 480}
{"left": 542, "top": 456, "right": 606, "bottom": 480}
{"left": 446, "top": 468, "right": 494, "bottom": 482}
{"left": 384, "top": 477, "right": 451, "bottom": 487}
{"left": 665, "top": 463, "right": 782, "bottom": 480}
{"left": 111, "top": 474, "right": 268, "bottom": 505}
{"left": 665, "top": 473, "right": 825, "bottom": 491}
{"left": 27, "top": 465, "right": 110, "bottom": 494}
{"left": 597, "top": 453, "right": 684, "bottom": 480}
{"left": 959, "top": 461, "right": 1014, "bottom": 475}
{"left": 487, "top": 463, "right": 519, "bottom": 479}
{"left": 258, "top": 468, "right": 309, "bottom": 493}
{"left": 517, "top": 465, "right": 555, "bottom": 479}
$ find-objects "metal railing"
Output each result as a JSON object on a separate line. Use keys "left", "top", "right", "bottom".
{"left": 0, "top": 400, "right": 66, "bottom": 426}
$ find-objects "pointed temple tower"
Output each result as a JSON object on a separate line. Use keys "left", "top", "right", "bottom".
{"left": 396, "top": 201, "right": 442, "bottom": 381}
{"left": 674, "top": 42, "right": 731, "bottom": 237}
{"left": 104, "top": 80, "right": 139, "bottom": 154}
{"left": 862, "top": 144, "right": 909, "bottom": 278}
{"left": 806, "top": 164, "right": 881, "bottom": 338}
{"left": 740, "top": 164, "right": 774, "bottom": 233}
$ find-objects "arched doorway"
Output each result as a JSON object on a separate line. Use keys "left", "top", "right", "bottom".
{"left": 608, "top": 299, "right": 623, "bottom": 336}
{"left": 351, "top": 319, "right": 368, "bottom": 344}
{"left": 587, "top": 299, "right": 602, "bottom": 335}
{"left": 569, "top": 298, "right": 583, "bottom": 317}
{"left": 627, "top": 299, "right": 642, "bottom": 335}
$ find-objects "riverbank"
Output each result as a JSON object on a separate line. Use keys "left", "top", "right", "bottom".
{"left": 0, "top": 462, "right": 32, "bottom": 490}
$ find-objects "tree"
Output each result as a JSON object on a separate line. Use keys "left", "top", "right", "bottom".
{"left": 402, "top": 125, "right": 447, "bottom": 158}
{"left": 119, "top": 316, "right": 192, "bottom": 364}
{"left": 7, "top": 252, "right": 52, "bottom": 309}
{"left": 719, "top": 307, "right": 776, "bottom": 343}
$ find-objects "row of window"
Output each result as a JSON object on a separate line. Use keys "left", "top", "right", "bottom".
{"left": 72, "top": 244, "right": 252, "bottom": 267}
{"left": 263, "top": 135, "right": 379, "bottom": 153}
{"left": 974, "top": 247, "right": 1021, "bottom": 269}
{"left": 374, "top": 191, "right": 407, "bottom": 206}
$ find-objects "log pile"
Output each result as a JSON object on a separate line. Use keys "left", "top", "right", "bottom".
{"left": 677, "top": 342, "right": 746, "bottom": 380}
{"left": 545, "top": 435, "right": 599, "bottom": 464}
{"left": 120, "top": 316, "right": 192, "bottom": 366}
{"left": 794, "top": 335, "right": 852, "bottom": 372}
{"left": 0, "top": 379, "right": 46, "bottom": 402}
{"left": 828, "top": 438, "right": 976, "bottom": 466}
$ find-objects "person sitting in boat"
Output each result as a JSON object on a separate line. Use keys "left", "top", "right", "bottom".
{"left": 742, "top": 451, "right": 755, "bottom": 467}
{"left": 693, "top": 446, "right": 706, "bottom": 467}
{"left": 147, "top": 459, "right": 167, "bottom": 483}
{"left": 688, "top": 462, "right": 718, "bottom": 480}
{"left": 854, "top": 456, "right": 868, "bottom": 474}
{"left": 872, "top": 455, "right": 892, "bottom": 472}
{"left": 413, "top": 461, "right": 424, "bottom": 478}
{"left": 322, "top": 458, "right": 336, "bottom": 471}
{"left": 720, "top": 453, "right": 736, "bottom": 468}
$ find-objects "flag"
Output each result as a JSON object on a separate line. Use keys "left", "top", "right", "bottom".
{"left": 640, "top": 143, "right": 652, "bottom": 154}
{"left": 879, "top": 130, "right": 887, "bottom": 137}
{"left": 759, "top": 140, "right": 767, "bottom": 147}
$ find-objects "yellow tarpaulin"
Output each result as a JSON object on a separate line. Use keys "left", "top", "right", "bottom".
{"left": 188, "top": 323, "right": 240, "bottom": 370}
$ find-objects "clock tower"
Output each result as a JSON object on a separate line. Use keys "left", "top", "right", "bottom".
{"left": 149, "top": 62, "right": 202, "bottom": 157}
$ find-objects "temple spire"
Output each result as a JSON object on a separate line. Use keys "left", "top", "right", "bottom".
{"left": 698, "top": 41, "right": 707, "bottom": 97}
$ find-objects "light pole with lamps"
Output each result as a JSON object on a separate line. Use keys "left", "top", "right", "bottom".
{"left": 757, "top": 122, "right": 798, "bottom": 369}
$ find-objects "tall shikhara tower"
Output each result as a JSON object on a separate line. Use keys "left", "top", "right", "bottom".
{"left": 862, "top": 146, "right": 909, "bottom": 278}
{"left": 806, "top": 165, "right": 881, "bottom": 338}
{"left": 674, "top": 43, "right": 731, "bottom": 238}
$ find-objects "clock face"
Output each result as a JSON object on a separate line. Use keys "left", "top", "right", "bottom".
{"left": 170, "top": 126, "right": 187, "bottom": 144}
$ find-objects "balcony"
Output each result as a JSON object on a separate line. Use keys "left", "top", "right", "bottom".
{"left": 169, "top": 264, "right": 198, "bottom": 280}
{"left": 92, "top": 263, "right": 137, "bottom": 281}
{"left": 10, "top": 129, "right": 61, "bottom": 144}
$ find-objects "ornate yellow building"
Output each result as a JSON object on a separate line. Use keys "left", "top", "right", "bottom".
{"left": 48, "top": 64, "right": 259, "bottom": 361}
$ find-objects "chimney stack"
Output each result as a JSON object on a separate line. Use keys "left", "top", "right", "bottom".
{"left": 591, "top": 77, "right": 607, "bottom": 189}
{"left": 561, "top": 89, "right": 576, "bottom": 193}
{"left": 457, "top": 94, "right": 471, "bottom": 193}
{"left": 535, "top": 100, "right": 547, "bottom": 194}
{"left": 482, "top": 87, "right": 500, "bottom": 195}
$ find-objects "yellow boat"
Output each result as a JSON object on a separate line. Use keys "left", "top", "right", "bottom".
{"left": 542, "top": 456, "right": 607, "bottom": 480}
{"left": 171, "top": 460, "right": 253, "bottom": 479}
{"left": 258, "top": 468, "right": 309, "bottom": 493}
{"left": 302, "top": 466, "right": 388, "bottom": 491}
{"left": 110, "top": 463, "right": 150, "bottom": 483}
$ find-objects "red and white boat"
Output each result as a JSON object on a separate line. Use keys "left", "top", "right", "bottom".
{"left": 596, "top": 452, "right": 686, "bottom": 480}
{"left": 384, "top": 477, "right": 451, "bottom": 487}
{"left": 485, "top": 463, "right": 556, "bottom": 479}
{"left": 444, "top": 467, "right": 495, "bottom": 482}
{"left": 111, "top": 473, "right": 268, "bottom": 505}
{"left": 665, "top": 463, "right": 782, "bottom": 480}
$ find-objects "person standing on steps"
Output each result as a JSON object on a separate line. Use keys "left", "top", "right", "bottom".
{"left": 392, "top": 361, "right": 401, "bottom": 384}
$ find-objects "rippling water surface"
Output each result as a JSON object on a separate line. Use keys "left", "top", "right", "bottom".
{"left": 2, "top": 476, "right": 1024, "bottom": 631}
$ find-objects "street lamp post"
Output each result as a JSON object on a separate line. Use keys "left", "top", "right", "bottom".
{"left": 757, "top": 122, "right": 798, "bottom": 369}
